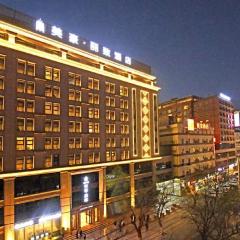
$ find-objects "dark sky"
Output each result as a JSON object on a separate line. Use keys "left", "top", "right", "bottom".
{"left": 1, "top": 0, "right": 240, "bottom": 107}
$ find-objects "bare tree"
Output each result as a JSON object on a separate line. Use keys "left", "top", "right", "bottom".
{"left": 184, "top": 178, "right": 240, "bottom": 240}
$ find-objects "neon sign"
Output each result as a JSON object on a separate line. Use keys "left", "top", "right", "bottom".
{"left": 83, "top": 176, "right": 90, "bottom": 203}
{"left": 35, "top": 19, "right": 132, "bottom": 65}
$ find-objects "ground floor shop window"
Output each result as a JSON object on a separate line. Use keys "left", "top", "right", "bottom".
{"left": 107, "top": 198, "right": 130, "bottom": 217}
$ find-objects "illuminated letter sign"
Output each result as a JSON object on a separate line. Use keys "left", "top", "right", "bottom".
{"left": 103, "top": 46, "right": 111, "bottom": 57}
{"left": 125, "top": 56, "right": 131, "bottom": 65}
{"left": 83, "top": 176, "right": 90, "bottom": 203}
{"left": 69, "top": 33, "right": 79, "bottom": 44}
{"left": 90, "top": 41, "right": 99, "bottom": 52}
{"left": 35, "top": 19, "right": 45, "bottom": 33}
{"left": 219, "top": 93, "right": 231, "bottom": 102}
{"left": 51, "top": 26, "right": 63, "bottom": 38}
{"left": 114, "top": 52, "right": 122, "bottom": 61}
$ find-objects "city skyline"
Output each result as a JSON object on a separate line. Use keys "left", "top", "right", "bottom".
{"left": 0, "top": 0, "right": 239, "bottom": 107}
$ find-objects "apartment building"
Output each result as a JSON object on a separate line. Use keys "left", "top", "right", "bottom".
{"left": 0, "top": 4, "right": 163, "bottom": 240}
{"left": 159, "top": 119, "right": 215, "bottom": 178}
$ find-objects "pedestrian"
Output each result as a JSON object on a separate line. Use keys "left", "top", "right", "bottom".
{"left": 80, "top": 230, "right": 83, "bottom": 237}
{"left": 76, "top": 229, "right": 79, "bottom": 239}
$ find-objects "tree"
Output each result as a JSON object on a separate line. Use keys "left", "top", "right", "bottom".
{"left": 184, "top": 178, "right": 240, "bottom": 240}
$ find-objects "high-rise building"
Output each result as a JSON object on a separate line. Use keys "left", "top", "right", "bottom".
{"left": 0, "top": 4, "right": 163, "bottom": 240}
{"left": 194, "top": 94, "right": 236, "bottom": 169}
{"left": 159, "top": 93, "right": 236, "bottom": 173}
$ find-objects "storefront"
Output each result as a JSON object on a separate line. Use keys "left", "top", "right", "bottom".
{"left": 14, "top": 197, "right": 61, "bottom": 240}
{"left": 71, "top": 205, "right": 100, "bottom": 230}
{"left": 15, "top": 213, "right": 61, "bottom": 240}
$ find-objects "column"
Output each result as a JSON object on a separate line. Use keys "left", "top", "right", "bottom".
{"left": 4, "top": 178, "right": 15, "bottom": 240}
{"left": 152, "top": 160, "right": 157, "bottom": 187}
{"left": 99, "top": 167, "right": 107, "bottom": 219}
{"left": 130, "top": 163, "right": 135, "bottom": 208}
{"left": 60, "top": 171, "right": 71, "bottom": 232}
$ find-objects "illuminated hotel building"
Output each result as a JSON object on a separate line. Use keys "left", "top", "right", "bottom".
{"left": 0, "top": 4, "right": 163, "bottom": 240}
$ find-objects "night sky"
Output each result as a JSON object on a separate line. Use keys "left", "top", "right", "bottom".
{"left": 1, "top": 0, "right": 240, "bottom": 107}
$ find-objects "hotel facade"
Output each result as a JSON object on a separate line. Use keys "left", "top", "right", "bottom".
{"left": 0, "top": 5, "right": 164, "bottom": 240}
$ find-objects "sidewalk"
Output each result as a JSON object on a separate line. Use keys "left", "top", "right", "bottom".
{"left": 63, "top": 208, "right": 192, "bottom": 240}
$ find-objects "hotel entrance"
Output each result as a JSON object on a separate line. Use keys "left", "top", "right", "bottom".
{"left": 71, "top": 207, "right": 99, "bottom": 230}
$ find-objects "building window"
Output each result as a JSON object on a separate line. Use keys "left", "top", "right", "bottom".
{"left": 26, "top": 100, "right": 35, "bottom": 113}
{"left": 26, "top": 137, "right": 34, "bottom": 150}
{"left": 45, "top": 155, "right": 52, "bottom": 168}
{"left": 68, "top": 72, "right": 81, "bottom": 86}
{"left": 120, "top": 112, "right": 129, "bottom": 121}
{"left": 106, "top": 96, "right": 115, "bottom": 107}
{"left": 106, "top": 110, "right": 115, "bottom": 120}
{"left": 88, "top": 137, "right": 100, "bottom": 148}
{"left": 16, "top": 157, "right": 24, "bottom": 170}
{"left": 106, "top": 82, "right": 115, "bottom": 94}
{"left": 69, "top": 153, "right": 82, "bottom": 165}
{"left": 26, "top": 81, "right": 35, "bottom": 94}
{"left": 106, "top": 138, "right": 116, "bottom": 147}
{"left": 88, "top": 108, "right": 99, "bottom": 119}
{"left": 45, "top": 138, "right": 52, "bottom": 150}
{"left": 106, "top": 124, "right": 115, "bottom": 134}
{"left": 120, "top": 99, "right": 128, "bottom": 109}
{"left": 26, "top": 156, "right": 34, "bottom": 169}
{"left": 88, "top": 78, "right": 99, "bottom": 90}
{"left": 53, "top": 138, "right": 60, "bottom": 149}
{"left": 17, "top": 59, "right": 35, "bottom": 76}
{"left": 88, "top": 122, "right": 99, "bottom": 133}
{"left": 0, "top": 136, "right": 3, "bottom": 151}
{"left": 0, "top": 157, "right": 3, "bottom": 172}
{"left": 45, "top": 66, "right": 60, "bottom": 81}
{"left": 106, "top": 150, "right": 116, "bottom": 161}
{"left": 16, "top": 137, "right": 25, "bottom": 150}
{"left": 88, "top": 152, "right": 100, "bottom": 163}
{"left": 0, "top": 116, "right": 4, "bottom": 130}
{"left": 120, "top": 86, "right": 128, "bottom": 96}
{"left": 75, "top": 121, "right": 82, "bottom": 132}
{"left": 53, "top": 103, "right": 60, "bottom": 115}
{"left": 16, "top": 156, "right": 34, "bottom": 171}
{"left": 0, "top": 55, "right": 5, "bottom": 70}
{"left": 88, "top": 93, "right": 99, "bottom": 104}
{"left": 0, "top": 77, "right": 4, "bottom": 90}
{"left": 0, "top": 96, "right": 4, "bottom": 110}
{"left": 53, "top": 120, "right": 60, "bottom": 132}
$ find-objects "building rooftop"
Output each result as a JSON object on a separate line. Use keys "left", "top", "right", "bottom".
{"left": 0, "top": 3, "right": 152, "bottom": 75}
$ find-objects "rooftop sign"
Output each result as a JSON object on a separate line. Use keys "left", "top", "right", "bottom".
{"left": 219, "top": 93, "right": 231, "bottom": 102}
{"left": 35, "top": 18, "right": 132, "bottom": 66}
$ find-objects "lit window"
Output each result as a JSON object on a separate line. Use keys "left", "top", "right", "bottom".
{"left": 45, "top": 138, "right": 52, "bottom": 150}
{"left": 17, "top": 118, "right": 25, "bottom": 131}
{"left": 45, "top": 102, "right": 52, "bottom": 114}
{"left": 26, "top": 156, "right": 34, "bottom": 169}
{"left": 45, "top": 66, "right": 52, "bottom": 80}
{"left": 68, "top": 72, "right": 75, "bottom": 85}
{"left": 0, "top": 136, "right": 3, "bottom": 151}
{"left": 0, "top": 96, "right": 4, "bottom": 110}
{"left": 75, "top": 121, "right": 82, "bottom": 133}
{"left": 0, "top": 157, "right": 3, "bottom": 172}
{"left": 68, "top": 154, "right": 75, "bottom": 165}
{"left": 45, "top": 119, "right": 52, "bottom": 132}
{"left": 69, "top": 121, "right": 75, "bottom": 132}
{"left": 75, "top": 106, "right": 81, "bottom": 117}
{"left": 53, "top": 87, "right": 60, "bottom": 98}
{"left": 27, "top": 62, "right": 35, "bottom": 76}
{"left": 26, "top": 118, "right": 34, "bottom": 131}
{"left": 26, "top": 81, "right": 35, "bottom": 94}
{"left": 53, "top": 138, "right": 60, "bottom": 149}
{"left": 75, "top": 91, "right": 81, "bottom": 102}
{"left": 0, "top": 77, "right": 4, "bottom": 90}
{"left": 120, "top": 86, "right": 128, "bottom": 96}
{"left": 88, "top": 78, "right": 99, "bottom": 90}
{"left": 75, "top": 138, "right": 82, "bottom": 148}
{"left": 53, "top": 103, "right": 60, "bottom": 115}
{"left": 17, "top": 59, "right": 26, "bottom": 74}
{"left": 16, "top": 157, "right": 24, "bottom": 170}
{"left": 53, "top": 68, "right": 60, "bottom": 81}
{"left": 17, "top": 99, "right": 24, "bottom": 112}
{"left": 69, "top": 89, "right": 75, "bottom": 101}
{"left": 0, "top": 116, "right": 4, "bottom": 130}
{"left": 45, "top": 155, "right": 52, "bottom": 168}
{"left": 45, "top": 85, "right": 52, "bottom": 97}
{"left": 16, "top": 137, "right": 25, "bottom": 150}
{"left": 0, "top": 55, "right": 5, "bottom": 70}
{"left": 75, "top": 153, "right": 82, "bottom": 165}
{"left": 88, "top": 122, "right": 99, "bottom": 133}
{"left": 26, "top": 100, "right": 34, "bottom": 113}
{"left": 69, "top": 105, "right": 75, "bottom": 116}
{"left": 69, "top": 138, "right": 75, "bottom": 149}
{"left": 53, "top": 120, "right": 60, "bottom": 132}
{"left": 26, "top": 137, "right": 34, "bottom": 150}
